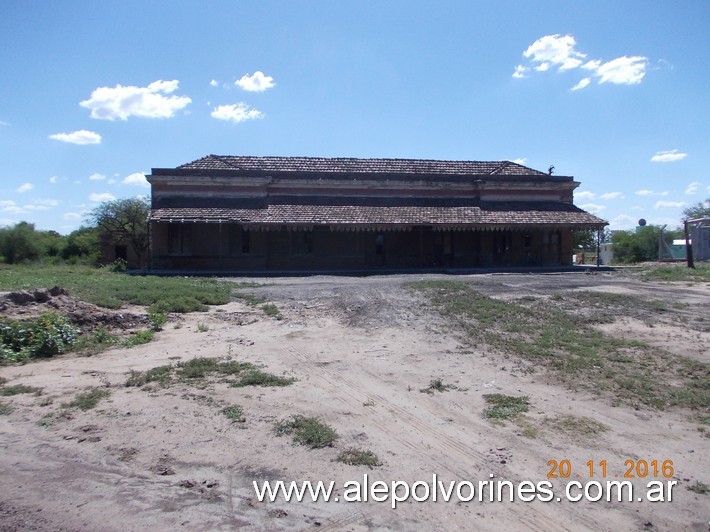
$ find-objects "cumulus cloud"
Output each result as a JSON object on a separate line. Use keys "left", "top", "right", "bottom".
{"left": 600, "top": 192, "right": 624, "bottom": 200}
{"left": 512, "top": 65, "right": 528, "bottom": 78}
{"left": 596, "top": 56, "right": 647, "bottom": 85}
{"left": 609, "top": 214, "right": 637, "bottom": 231}
{"left": 16, "top": 183, "right": 34, "bottom": 193}
{"left": 235, "top": 71, "right": 275, "bottom": 92}
{"left": 89, "top": 173, "right": 106, "bottom": 181}
{"left": 651, "top": 149, "right": 687, "bottom": 163}
{"left": 49, "top": 129, "right": 102, "bottom": 145}
{"left": 80, "top": 80, "right": 191, "bottom": 120}
{"left": 571, "top": 77, "right": 591, "bottom": 91}
{"left": 654, "top": 200, "right": 685, "bottom": 209}
{"left": 211, "top": 103, "right": 264, "bottom": 123}
{"left": 575, "top": 191, "right": 596, "bottom": 200}
{"left": 635, "top": 189, "right": 669, "bottom": 197}
{"left": 515, "top": 34, "right": 648, "bottom": 88}
{"left": 122, "top": 172, "right": 149, "bottom": 188}
{"left": 523, "top": 34, "right": 586, "bottom": 71}
{"left": 579, "top": 203, "right": 605, "bottom": 214}
{"left": 49, "top": 176, "right": 58, "bottom": 184}
{"left": 23, "top": 199, "right": 60, "bottom": 211}
{"left": 89, "top": 192, "right": 116, "bottom": 202}
{"left": 210, "top": 79, "right": 219, "bottom": 87}
{"left": 685, "top": 182, "right": 701, "bottom": 195}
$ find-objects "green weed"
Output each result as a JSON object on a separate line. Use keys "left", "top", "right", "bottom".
{"left": 64, "top": 388, "right": 110, "bottom": 410}
{"left": 336, "top": 448, "right": 382, "bottom": 468}
{"left": 275, "top": 415, "right": 339, "bottom": 448}
{"left": 483, "top": 394, "right": 529, "bottom": 420}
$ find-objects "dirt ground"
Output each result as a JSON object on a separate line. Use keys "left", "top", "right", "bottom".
{"left": 0, "top": 271, "right": 708, "bottom": 531}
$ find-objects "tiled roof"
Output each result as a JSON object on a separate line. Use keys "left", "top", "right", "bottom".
{"left": 176, "top": 155, "right": 550, "bottom": 177}
{"left": 150, "top": 202, "right": 606, "bottom": 227}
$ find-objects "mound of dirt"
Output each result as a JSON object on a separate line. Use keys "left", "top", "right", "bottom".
{"left": 0, "top": 286, "right": 146, "bottom": 331}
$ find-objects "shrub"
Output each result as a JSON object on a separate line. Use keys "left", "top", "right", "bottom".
{"left": 275, "top": 415, "right": 339, "bottom": 448}
{"left": 0, "top": 313, "right": 78, "bottom": 363}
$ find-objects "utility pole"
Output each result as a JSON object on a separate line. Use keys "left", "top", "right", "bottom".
{"left": 684, "top": 220, "right": 695, "bottom": 269}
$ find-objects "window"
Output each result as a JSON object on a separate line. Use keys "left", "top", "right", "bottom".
{"left": 168, "top": 224, "right": 191, "bottom": 255}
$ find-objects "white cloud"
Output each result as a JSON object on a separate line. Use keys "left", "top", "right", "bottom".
{"left": 571, "top": 77, "right": 591, "bottom": 91}
{"left": 517, "top": 34, "right": 648, "bottom": 88}
{"left": 600, "top": 192, "right": 624, "bottom": 200}
{"left": 512, "top": 65, "right": 528, "bottom": 78}
{"left": 579, "top": 203, "right": 605, "bottom": 214}
{"left": 16, "top": 182, "right": 34, "bottom": 193}
{"left": 80, "top": 80, "right": 191, "bottom": 120}
{"left": 635, "top": 189, "right": 669, "bottom": 196}
{"left": 523, "top": 34, "right": 586, "bottom": 71}
{"left": 210, "top": 79, "right": 219, "bottom": 87}
{"left": 122, "top": 172, "right": 149, "bottom": 188}
{"left": 0, "top": 120, "right": 9, "bottom": 127}
{"left": 235, "top": 71, "right": 275, "bottom": 92}
{"left": 651, "top": 149, "right": 687, "bottom": 163}
{"left": 510, "top": 158, "right": 527, "bottom": 165}
{"left": 596, "top": 56, "right": 647, "bottom": 85}
{"left": 211, "top": 103, "right": 264, "bottom": 123}
{"left": 23, "top": 199, "right": 60, "bottom": 211}
{"left": 575, "top": 191, "right": 596, "bottom": 200}
{"left": 609, "top": 214, "right": 637, "bottom": 231}
{"left": 89, "top": 192, "right": 116, "bottom": 202}
{"left": 89, "top": 173, "right": 106, "bottom": 181}
{"left": 63, "top": 212, "right": 81, "bottom": 220}
{"left": 1, "top": 200, "right": 24, "bottom": 214}
{"left": 49, "top": 129, "right": 102, "bottom": 145}
{"left": 654, "top": 200, "right": 685, "bottom": 209}
{"left": 685, "top": 182, "right": 701, "bottom": 195}
{"left": 49, "top": 176, "right": 58, "bottom": 184}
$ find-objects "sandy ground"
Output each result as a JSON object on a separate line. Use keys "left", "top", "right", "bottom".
{"left": 0, "top": 271, "right": 708, "bottom": 531}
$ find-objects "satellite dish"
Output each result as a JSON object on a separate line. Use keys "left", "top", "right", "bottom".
{"left": 638, "top": 218, "right": 647, "bottom": 226}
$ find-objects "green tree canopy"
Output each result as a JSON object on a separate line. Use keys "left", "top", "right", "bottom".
{"left": 682, "top": 198, "right": 710, "bottom": 220}
{"left": 89, "top": 197, "right": 150, "bottom": 267}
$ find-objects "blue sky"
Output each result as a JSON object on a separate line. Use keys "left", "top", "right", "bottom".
{"left": 1, "top": 0, "right": 708, "bottom": 234}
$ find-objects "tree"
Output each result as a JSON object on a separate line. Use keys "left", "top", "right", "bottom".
{"left": 90, "top": 197, "right": 150, "bottom": 267}
{"left": 61, "top": 226, "right": 100, "bottom": 264}
{"left": 682, "top": 198, "right": 710, "bottom": 220}
{"left": 610, "top": 225, "right": 680, "bottom": 264}
{"left": 0, "top": 222, "right": 44, "bottom": 263}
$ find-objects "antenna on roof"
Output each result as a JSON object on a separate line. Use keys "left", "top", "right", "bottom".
{"left": 548, "top": 165, "right": 555, "bottom": 175}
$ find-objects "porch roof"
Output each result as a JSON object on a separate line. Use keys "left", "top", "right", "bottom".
{"left": 150, "top": 201, "right": 607, "bottom": 229}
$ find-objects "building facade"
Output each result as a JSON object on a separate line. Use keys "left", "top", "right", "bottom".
{"left": 147, "top": 155, "right": 607, "bottom": 272}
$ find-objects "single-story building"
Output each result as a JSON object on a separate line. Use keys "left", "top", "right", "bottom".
{"left": 146, "top": 155, "right": 607, "bottom": 272}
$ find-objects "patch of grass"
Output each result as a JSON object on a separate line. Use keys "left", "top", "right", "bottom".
{"left": 261, "top": 304, "right": 282, "bottom": 320}
{"left": 275, "top": 415, "right": 339, "bottom": 448}
{"left": 336, "top": 448, "right": 382, "bottom": 468}
{"left": 175, "top": 357, "right": 256, "bottom": 381}
{"left": 221, "top": 404, "right": 246, "bottom": 423}
{"left": 544, "top": 414, "right": 609, "bottom": 437}
{"left": 125, "top": 365, "right": 173, "bottom": 387}
{"left": 121, "top": 329, "right": 154, "bottom": 347}
{"left": 409, "top": 281, "right": 710, "bottom": 412}
{"left": 687, "top": 481, "right": 709, "bottom": 495}
{"left": 0, "top": 402, "right": 12, "bottom": 415}
{"left": 482, "top": 394, "right": 529, "bottom": 420}
{"left": 419, "top": 378, "right": 456, "bottom": 394}
{"left": 147, "top": 311, "right": 167, "bottom": 331}
{"left": 64, "top": 388, "right": 110, "bottom": 410}
{"left": 234, "top": 293, "right": 266, "bottom": 307}
{"left": 638, "top": 264, "right": 710, "bottom": 283}
{"left": 73, "top": 327, "right": 118, "bottom": 356}
{"left": 232, "top": 369, "right": 295, "bottom": 387}
{"left": 0, "top": 264, "right": 233, "bottom": 312}
{"left": 0, "top": 384, "right": 42, "bottom": 396}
